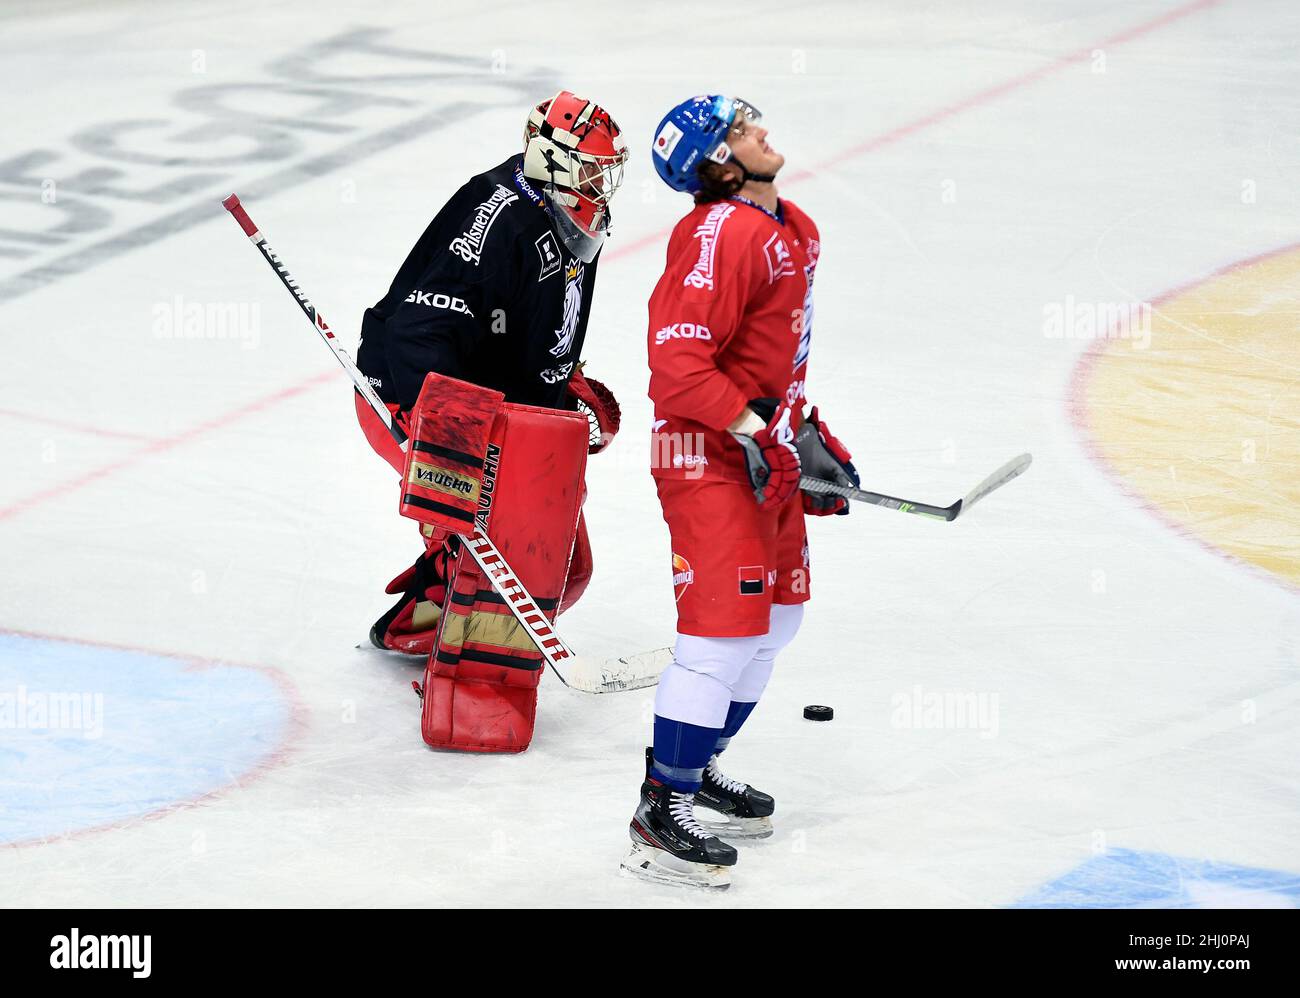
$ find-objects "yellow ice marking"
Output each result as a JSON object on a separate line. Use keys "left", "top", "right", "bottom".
{"left": 1080, "top": 246, "right": 1300, "bottom": 588}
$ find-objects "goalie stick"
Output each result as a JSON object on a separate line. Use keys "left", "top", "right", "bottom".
{"left": 221, "top": 192, "right": 667, "bottom": 694}
{"left": 799, "top": 453, "right": 1032, "bottom": 521}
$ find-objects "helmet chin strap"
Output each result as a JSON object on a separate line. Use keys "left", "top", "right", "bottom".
{"left": 730, "top": 150, "right": 776, "bottom": 185}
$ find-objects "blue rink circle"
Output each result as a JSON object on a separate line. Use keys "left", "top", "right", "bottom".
{"left": 1014, "top": 848, "right": 1300, "bottom": 908}
{"left": 0, "top": 633, "right": 293, "bottom": 845}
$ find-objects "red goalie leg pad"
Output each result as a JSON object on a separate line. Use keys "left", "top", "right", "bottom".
{"left": 421, "top": 557, "right": 544, "bottom": 751}
{"left": 559, "top": 512, "right": 593, "bottom": 615}
{"left": 420, "top": 401, "right": 590, "bottom": 753}
{"left": 400, "top": 372, "right": 505, "bottom": 533}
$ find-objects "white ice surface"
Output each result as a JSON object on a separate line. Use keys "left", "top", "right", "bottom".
{"left": 1, "top": 0, "right": 1298, "bottom": 907}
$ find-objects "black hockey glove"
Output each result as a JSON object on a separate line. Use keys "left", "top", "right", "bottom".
{"left": 794, "top": 407, "right": 859, "bottom": 515}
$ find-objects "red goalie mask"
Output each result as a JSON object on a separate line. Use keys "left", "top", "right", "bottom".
{"left": 523, "top": 91, "right": 628, "bottom": 262}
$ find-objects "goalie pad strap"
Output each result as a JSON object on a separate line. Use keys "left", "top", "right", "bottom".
{"left": 411, "top": 440, "right": 485, "bottom": 468}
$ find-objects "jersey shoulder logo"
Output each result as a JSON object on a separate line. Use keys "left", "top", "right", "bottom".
{"left": 762, "top": 232, "right": 796, "bottom": 284}
{"left": 682, "top": 202, "right": 735, "bottom": 291}
{"left": 449, "top": 184, "right": 519, "bottom": 264}
{"left": 535, "top": 232, "right": 562, "bottom": 282}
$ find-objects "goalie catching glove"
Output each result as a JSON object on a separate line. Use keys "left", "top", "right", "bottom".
{"left": 566, "top": 367, "right": 620, "bottom": 454}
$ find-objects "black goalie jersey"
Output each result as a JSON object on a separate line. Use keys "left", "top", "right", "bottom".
{"left": 358, "top": 154, "right": 601, "bottom": 410}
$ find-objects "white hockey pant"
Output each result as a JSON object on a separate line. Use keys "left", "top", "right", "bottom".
{"left": 654, "top": 602, "right": 804, "bottom": 730}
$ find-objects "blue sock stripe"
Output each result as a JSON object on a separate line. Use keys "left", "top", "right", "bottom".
{"left": 652, "top": 760, "right": 705, "bottom": 786}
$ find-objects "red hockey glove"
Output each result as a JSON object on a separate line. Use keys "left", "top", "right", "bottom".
{"left": 795, "top": 406, "right": 859, "bottom": 515}
{"left": 566, "top": 368, "right": 621, "bottom": 454}
{"left": 730, "top": 399, "right": 801, "bottom": 507}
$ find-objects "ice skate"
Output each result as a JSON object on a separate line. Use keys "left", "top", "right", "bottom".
{"left": 694, "top": 753, "right": 775, "bottom": 839}
{"left": 620, "top": 757, "right": 738, "bottom": 889}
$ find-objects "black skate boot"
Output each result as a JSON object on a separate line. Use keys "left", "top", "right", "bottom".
{"left": 368, "top": 545, "right": 450, "bottom": 656}
{"left": 621, "top": 749, "right": 738, "bottom": 889}
{"left": 694, "top": 753, "right": 775, "bottom": 839}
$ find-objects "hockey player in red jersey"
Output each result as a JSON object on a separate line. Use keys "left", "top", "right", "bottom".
{"left": 357, "top": 91, "right": 627, "bottom": 754}
{"left": 622, "top": 96, "right": 861, "bottom": 888}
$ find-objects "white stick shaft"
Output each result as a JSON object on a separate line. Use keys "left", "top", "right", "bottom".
{"left": 459, "top": 530, "right": 576, "bottom": 680}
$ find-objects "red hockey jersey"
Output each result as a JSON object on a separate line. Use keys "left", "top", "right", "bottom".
{"left": 647, "top": 197, "right": 820, "bottom": 483}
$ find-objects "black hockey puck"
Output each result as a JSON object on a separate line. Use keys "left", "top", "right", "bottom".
{"left": 803, "top": 705, "right": 833, "bottom": 721}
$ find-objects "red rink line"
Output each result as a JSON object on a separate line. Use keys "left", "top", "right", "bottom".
{"left": 0, "top": 406, "right": 158, "bottom": 443}
{"left": 0, "top": 0, "right": 1222, "bottom": 524}
{"left": 0, "top": 368, "right": 337, "bottom": 522}
{"left": 605, "top": 0, "right": 1224, "bottom": 263}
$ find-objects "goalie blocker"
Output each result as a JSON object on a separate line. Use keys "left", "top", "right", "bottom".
{"left": 397, "top": 372, "right": 590, "bottom": 752}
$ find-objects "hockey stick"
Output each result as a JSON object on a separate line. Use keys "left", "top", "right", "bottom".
{"left": 457, "top": 532, "right": 668, "bottom": 692}
{"left": 799, "top": 452, "right": 1032, "bottom": 521}
{"left": 221, "top": 193, "right": 666, "bottom": 694}
{"left": 221, "top": 195, "right": 405, "bottom": 450}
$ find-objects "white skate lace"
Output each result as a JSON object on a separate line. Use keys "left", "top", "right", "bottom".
{"left": 668, "top": 792, "right": 714, "bottom": 840}
{"left": 706, "top": 756, "right": 749, "bottom": 795}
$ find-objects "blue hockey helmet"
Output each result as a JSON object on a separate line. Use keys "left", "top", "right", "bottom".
{"left": 651, "top": 95, "right": 763, "bottom": 193}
